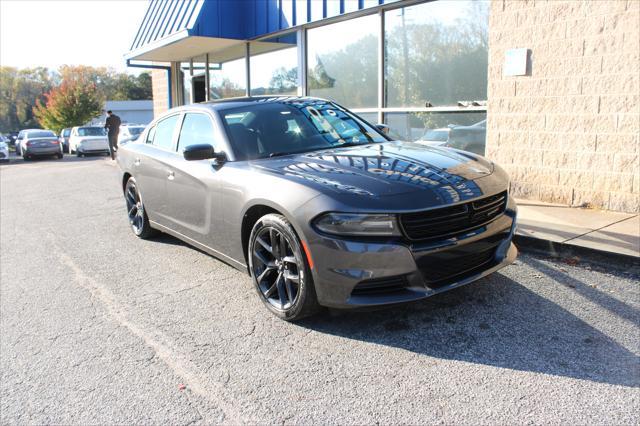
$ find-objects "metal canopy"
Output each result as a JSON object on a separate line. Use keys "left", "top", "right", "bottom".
{"left": 126, "top": 0, "right": 401, "bottom": 62}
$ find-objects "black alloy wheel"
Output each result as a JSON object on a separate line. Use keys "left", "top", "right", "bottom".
{"left": 249, "top": 214, "right": 320, "bottom": 320}
{"left": 124, "top": 177, "right": 155, "bottom": 239}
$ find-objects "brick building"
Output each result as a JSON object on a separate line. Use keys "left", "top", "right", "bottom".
{"left": 126, "top": 0, "right": 639, "bottom": 213}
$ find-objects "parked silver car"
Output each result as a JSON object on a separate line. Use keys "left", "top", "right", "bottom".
{"left": 19, "top": 129, "right": 62, "bottom": 160}
{"left": 117, "top": 97, "right": 517, "bottom": 321}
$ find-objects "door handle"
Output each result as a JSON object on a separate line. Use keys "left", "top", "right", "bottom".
{"left": 134, "top": 158, "right": 141, "bottom": 166}
{"left": 167, "top": 171, "right": 175, "bottom": 180}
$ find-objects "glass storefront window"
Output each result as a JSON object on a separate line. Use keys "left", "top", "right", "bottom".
{"left": 385, "top": 1, "right": 489, "bottom": 107}
{"left": 180, "top": 62, "right": 192, "bottom": 105}
{"left": 209, "top": 54, "right": 246, "bottom": 100}
{"left": 307, "top": 14, "right": 378, "bottom": 108}
{"left": 353, "top": 112, "right": 378, "bottom": 126}
{"left": 385, "top": 112, "right": 487, "bottom": 155}
{"left": 250, "top": 34, "right": 298, "bottom": 96}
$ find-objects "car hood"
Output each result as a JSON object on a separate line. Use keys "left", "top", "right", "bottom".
{"left": 251, "top": 141, "right": 495, "bottom": 204}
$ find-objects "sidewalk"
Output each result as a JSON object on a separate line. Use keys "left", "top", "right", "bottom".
{"left": 515, "top": 198, "right": 639, "bottom": 264}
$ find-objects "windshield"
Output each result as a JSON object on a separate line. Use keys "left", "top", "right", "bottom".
{"left": 221, "top": 100, "right": 387, "bottom": 160}
{"left": 78, "top": 127, "right": 106, "bottom": 137}
{"left": 27, "top": 130, "right": 56, "bottom": 138}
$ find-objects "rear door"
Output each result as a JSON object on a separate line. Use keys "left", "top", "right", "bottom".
{"left": 131, "top": 114, "right": 181, "bottom": 227}
{"left": 163, "top": 112, "right": 222, "bottom": 244}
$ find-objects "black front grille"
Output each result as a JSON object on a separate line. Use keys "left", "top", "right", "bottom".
{"left": 418, "top": 247, "right": 497, "bottom": 287}
{"left": 351, "top": 275, "right": 409, "bottom": 296}
{"left": 400, "top": 191, "right": 507, "bottom": 241}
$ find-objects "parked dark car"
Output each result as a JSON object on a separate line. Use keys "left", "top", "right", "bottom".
{"left": 7, "top": 131, "right": 19, "bottom": 148}
{"left": 20, "top": 130, "right": 62, "bottom": 160}
{"left": 117, "top": 97, "right": 516, "bottom": 321}
{"left": 59, "top": 128, "right": 71, "bottom": 153}
{"left": 15, "top": 129, "right": 42, "bottom": 155}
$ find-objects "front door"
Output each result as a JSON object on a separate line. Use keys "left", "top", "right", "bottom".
{"left": 192, "top": 75, "right": 206, "bottom": 103}
{"left": 132, "top": 114, "right": 181, "bottom": 227}
{"left": 163, "top": 112, "right": 221, "bottom": 245}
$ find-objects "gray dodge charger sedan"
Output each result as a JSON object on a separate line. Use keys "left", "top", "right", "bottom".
{"left": 118, "top": 97, "right": 517, "bottom": 321}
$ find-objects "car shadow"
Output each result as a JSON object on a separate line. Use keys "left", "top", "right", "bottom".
{"left": 136, "top": 229, "right": 639, "bottom": 387}
{"left": 298, "top": 271, "right": 639, "bottom": 388}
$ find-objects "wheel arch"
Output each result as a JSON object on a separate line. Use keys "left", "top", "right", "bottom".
{"left": 122, "top": 172, "right": 132, "bottom": 192}
{"left": 241, "top": 204, "right": 281, "bottom": 268}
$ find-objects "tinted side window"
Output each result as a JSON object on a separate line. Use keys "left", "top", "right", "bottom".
{"left": 153, "top": 115, "right": 179, "bottom": 150}
{"left": 177, "top": 113, "right": 216, "bottom": 151}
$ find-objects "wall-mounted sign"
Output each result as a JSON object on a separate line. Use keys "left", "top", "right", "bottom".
{"left": 504, "top": 48, "right": 529, "bottom": 76}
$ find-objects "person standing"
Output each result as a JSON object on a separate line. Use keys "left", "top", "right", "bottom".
{"left": 104, "top": 110, "right": 121, "bottom": 160}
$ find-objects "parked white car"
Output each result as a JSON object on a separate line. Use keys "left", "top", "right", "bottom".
{"left": 69, "top": 126, "right": 110, "bottom": 156}
{"left": 0, "top": 138, "right": 9, "bottom": 162}
{"left": 118, "top": 124, "right": 146, "bottom": 145}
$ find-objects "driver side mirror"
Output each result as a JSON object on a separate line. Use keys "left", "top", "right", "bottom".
{"left": 183, "top": 144, "right": 226, "bottom": 163}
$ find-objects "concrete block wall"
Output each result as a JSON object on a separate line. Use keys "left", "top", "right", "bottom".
{"left": 151, "top": 69, "right": 169, "bottom": 118}
{"left": 486, "top": 0, "right": 639, "bottom": 213}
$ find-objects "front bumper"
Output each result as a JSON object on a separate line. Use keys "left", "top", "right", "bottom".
{"left": 306, "top": 198, "right": 518, "bottom": 308}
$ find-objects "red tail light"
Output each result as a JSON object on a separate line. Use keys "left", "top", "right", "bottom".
{"left": 51, "top": 140, "right": 59, "bottom": 144}
{"left": 26, "top": 141, "right": 33, "bottom": 146}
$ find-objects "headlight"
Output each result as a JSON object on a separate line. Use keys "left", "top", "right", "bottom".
{"left": 313, "top": 213, "right": 401, "bottom": 236}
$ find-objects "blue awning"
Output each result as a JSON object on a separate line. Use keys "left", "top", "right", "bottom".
{"left": 126, "top": 0, "right": 399, "bottom": 62}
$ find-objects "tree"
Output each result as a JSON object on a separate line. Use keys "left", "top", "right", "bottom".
{"left": 33, "top": 77, "right": 103, "bottom": 133}
{"left": 58, "top": 65, "right": 152, "bottom": 101}
{"left": 0, "top": 67, "right": 54, "bottom": 132}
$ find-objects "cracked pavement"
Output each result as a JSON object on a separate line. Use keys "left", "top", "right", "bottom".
{"left": 1, "top": 155, "right": 639, "bottom": 424}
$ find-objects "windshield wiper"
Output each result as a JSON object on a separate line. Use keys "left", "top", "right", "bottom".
{"left": 268, "top": 152, "right": 292, "bottom": 158}
{"left": 335, "top": 141, "right": 372, "bottom": 149}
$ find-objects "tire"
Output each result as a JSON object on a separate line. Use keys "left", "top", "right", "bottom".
{"left": 248, "top": 214, "right": 320, "bottom": 321}
{"left": 76, "top": 149, "right": 83, "bottom": 157}
{"left": 124, "top": 177, "right": 156, "bottom": 239}
{"left": 57, "top": 151, "right": 63, "bottom": 159}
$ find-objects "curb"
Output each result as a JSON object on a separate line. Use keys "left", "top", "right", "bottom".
{"left": 513, "top": 234, "right": 640, "bottom": 270}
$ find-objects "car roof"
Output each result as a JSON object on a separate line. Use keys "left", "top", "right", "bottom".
{"left": 167, "top": 96, "right": 334, "bottom": 115}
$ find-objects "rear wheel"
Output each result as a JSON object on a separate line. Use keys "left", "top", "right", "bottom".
{"left": 248, "top": 214, "right": 320, "bottom": 321}
{"left": 124, "top": 177, "right": 156, "bottom": 239}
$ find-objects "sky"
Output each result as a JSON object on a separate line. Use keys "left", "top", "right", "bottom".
{"left": 0, "top": 0, "right": 149, "bottom": 73}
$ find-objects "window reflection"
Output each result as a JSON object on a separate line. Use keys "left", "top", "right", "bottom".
{"left": 209, "top": 56, "right": 246, "bottom": 99}
{"left": 180, "top": 62, "right": 192, "bottom": 105}
{"left": 385, "top": 112, "right": 487, "bottom": 155}
{"left": 385, "top": 1, "right": 489, "bottom": 108}
{"left": 250, "top": 34, "right": 298, "bottom": 96}
{"left": 307, "top": 14, "right": 379, "bottom": 108}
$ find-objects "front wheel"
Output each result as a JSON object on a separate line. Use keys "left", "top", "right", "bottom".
{"left": 124, "top": 177, "right": 156, "bottom": 239}
{"left": 248, "top": 214, "right": 320, "bottom": 321}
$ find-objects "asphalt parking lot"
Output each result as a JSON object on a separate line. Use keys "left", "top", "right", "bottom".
{"left": 1, "top": 154, "right": 638, "bottom": 424}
